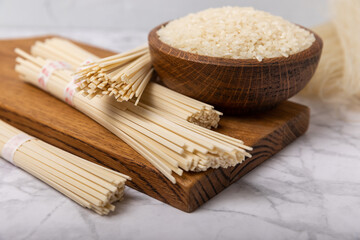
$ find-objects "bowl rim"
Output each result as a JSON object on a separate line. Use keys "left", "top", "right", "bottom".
{"left": 148, "top": 22, "right": 323, "bottom": 67}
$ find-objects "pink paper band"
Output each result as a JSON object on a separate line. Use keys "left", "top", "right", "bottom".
{"left": 37, "top": 61, "right": 71, "bottom": 90}
{"left": 64, "top": 77, "right": 80, "bottom": 106}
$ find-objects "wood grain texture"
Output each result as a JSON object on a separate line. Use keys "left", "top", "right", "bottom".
{"left": 149, "top": 23, "right": 323, "bottom": 114}
{"left": 0, "top": 36, "right": 310, "bottom": 212}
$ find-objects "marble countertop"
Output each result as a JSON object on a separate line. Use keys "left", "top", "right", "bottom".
{"left": 1, "top": 29, "right": 360, "bottom": 240}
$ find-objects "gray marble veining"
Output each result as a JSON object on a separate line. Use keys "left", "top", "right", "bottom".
{"left": 0, "top": 29, "right": 359, "bottom": 240}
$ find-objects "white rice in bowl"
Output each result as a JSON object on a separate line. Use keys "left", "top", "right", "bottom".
{"left": 157, "top": 7, "right": 316, "bottom": 61}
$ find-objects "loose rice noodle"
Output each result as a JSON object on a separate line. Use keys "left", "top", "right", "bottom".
{"left": 301, "top": 0, "right": 360, "bottom": 105}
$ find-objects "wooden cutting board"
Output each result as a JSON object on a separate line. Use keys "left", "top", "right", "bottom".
{"left": 0, "top": 36, "right": 310, "bottom": 212}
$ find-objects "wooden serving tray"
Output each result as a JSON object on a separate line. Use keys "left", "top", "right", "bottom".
{"left": 0, "top": 36, "right": 310, "bottom": 212}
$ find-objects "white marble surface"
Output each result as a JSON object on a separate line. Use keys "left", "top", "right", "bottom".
{"left": 1, "top": 29, "right": 360, "bottom": 240}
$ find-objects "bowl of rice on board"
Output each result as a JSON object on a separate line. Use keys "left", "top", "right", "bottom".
{"left": 148, "top": 7, "right": 323, "bottom": 114}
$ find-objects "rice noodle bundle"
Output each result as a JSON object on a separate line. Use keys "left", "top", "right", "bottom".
{"left": 15, "top": 46, "right": 252, "bottom": 184}
{"left": 31, "top": 38, "right": 221, "bottom": 129}
{"left": 0, "top": 120, "right": 130, "bottom": 215}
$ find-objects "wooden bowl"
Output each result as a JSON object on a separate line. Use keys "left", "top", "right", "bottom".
{"left": 148, "top": 23, "right": 323, "bottom": 114}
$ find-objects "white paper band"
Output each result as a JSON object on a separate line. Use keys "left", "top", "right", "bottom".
{"left": 1, "top": 133, "right": 35, "bottom": 164}
{"left": 37, "top": 61, "right": 71, "bottom": 90}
